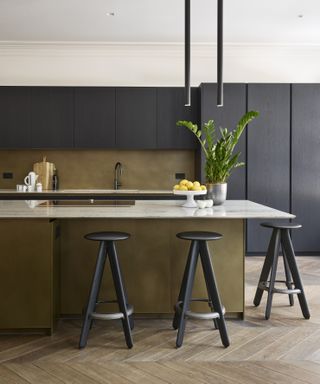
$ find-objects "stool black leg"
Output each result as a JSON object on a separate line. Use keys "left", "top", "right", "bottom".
{"left": 114, "top": 254, "right": 134, "bottom": 331}
{"left": 282, "top": 244, "right": 294, "bottom": 306}
{"left": 265, "top": 229, "right": 281, "bottom": 320}
{"left": 89, "top": 250, "right": 108, "bottom": 330}
{"left": 199, "top": 241, "right": 219, "bottom": 330}
{"left": 200, "top": 241, "right": 229, "bottom": 348}
{"left": 176, "top": 240, "right": 199, "bottom": 348}
{"left": 122, "top": 282, "right": 134, "bottom": 331}
{"left": 79, "top": 241, "right": 107, "bottom": 348}
{"left": 173, "top": 248, "right": 193, "bottom": 330}
{"left": 282, "top": 230, "right": 310, "bottom": 319}
{"left": 108, "top": 241, "right": 133, "bottom": 349}
{"left": 254, "top": 229, "right": 278, "bottom": 307}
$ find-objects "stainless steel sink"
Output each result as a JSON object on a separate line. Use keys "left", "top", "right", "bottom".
{"left": 38, "top": 200, "right": 135, "bottom": 207}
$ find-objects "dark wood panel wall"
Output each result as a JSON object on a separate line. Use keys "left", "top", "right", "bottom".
{"left": 291, "top": 85, "right": 320, "bottom": 254}
{"left": 199, "top": 83, "right": 247, "bottom": 199}
{"left": 0, "top": 86, "right": 198, "bottom": 150}
{"left": 31, "top": 87, "right": 74, "bottom": 148}
{"left": 74, "top": 87, "right": 116, "bottom": 148}
{"left": 247, "top": 84, "right": 291, "bottom": 253}
{"left": 200, "top": 83, "right": 320, "bottom": 255}
{"left": 0, "top": 87, "right": 31, "bottom": 148}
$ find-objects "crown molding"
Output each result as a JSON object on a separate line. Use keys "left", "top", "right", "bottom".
{"left": 1, "top": 41, "right": 320, "bottom": 58}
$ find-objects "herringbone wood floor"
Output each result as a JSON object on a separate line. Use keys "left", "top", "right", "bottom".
{"left": 0, "top": 257, "right": 319, "bottom": 383}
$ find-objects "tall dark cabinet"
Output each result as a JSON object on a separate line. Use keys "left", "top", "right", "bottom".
{"left": 31, "top": 87, "right": 74, "bottom": 148}
{"left": 292, "top": 84, "right": 320, "bottom": 253}
{"left": 157, "top": 87, "right": 198, "bottom": 149}
{"left": 74, "top": 87, "right": 116, "bottom": 148}
{"left": 0, "top": 87, "right": 31, "bottom": 148}
{"left": 200, "top": 83, "right": 247, "bottom": 199}
{"left": 116, "top": 88, "right": 157, "bottom": 149}
{"left": 247, "top": 84, "right": 291, "bottom": 253}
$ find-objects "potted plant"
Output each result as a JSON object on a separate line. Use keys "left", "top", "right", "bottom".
{"left": 177, "top": 110, "right": 259, "bottom": 205}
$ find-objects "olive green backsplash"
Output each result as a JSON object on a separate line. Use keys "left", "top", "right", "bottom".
{"left": 0, "top": 150, "right": 195, "bottom": 190}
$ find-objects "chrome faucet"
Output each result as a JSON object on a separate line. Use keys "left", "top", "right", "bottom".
{"left": 114, "top": 162, "right": 123, "bottom": 190}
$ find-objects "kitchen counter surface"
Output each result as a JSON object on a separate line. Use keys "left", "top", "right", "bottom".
{"left": 0, "top": 200, "right": 295, "bottom": 219}
{"left": 0, "top": 189, "right": 176, "bottom": 200}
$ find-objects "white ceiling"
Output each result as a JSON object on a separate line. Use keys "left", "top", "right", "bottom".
{"left": 0, "top": 0, "right": 319, "bottom": 44}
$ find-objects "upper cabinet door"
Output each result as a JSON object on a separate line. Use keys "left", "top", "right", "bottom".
{"left": 116, "top": 88, "right": 157, "bottom": 149}
{"left": 74, "top": 87, "right": 116, "bottom": 148}
{"left": 292, "top": 85, "right": 320, "bottom": 253}
{"left": 0, "top": 87, "right": 31, "bottom": 148}
{"left": 247, "top": 84, "right": 290, "bottom": 253}
{"left": 157, "top": 87, "right": 199, "bottom": 149}
{"left": 31, "top": 87, "right": 74, "bottom": 148}
{"left": 200, "top": 83, "right": 247, "bottom": 198}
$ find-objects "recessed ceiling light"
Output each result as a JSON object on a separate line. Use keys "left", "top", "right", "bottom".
{"left": 298, "top": 14, "right": 303, "bottom": 18}
{"left": 106, "top": 12, "right": 115, "bottom": 16}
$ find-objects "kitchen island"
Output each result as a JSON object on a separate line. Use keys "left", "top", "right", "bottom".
{"left": 0, "top": 199, "right": 293, "bottom": 333}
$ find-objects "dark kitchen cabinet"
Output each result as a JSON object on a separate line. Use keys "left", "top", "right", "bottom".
{"left": 157, "top": 87, "right": 199, "bottom": 149}
{"left": 116, "top": 88, "right": 157, "bottom": 149}
{"left": 0, "top": 87, "right": 31, "bottom": 148}
{"left": 247, "top": 84, "right": 291, "bottom": 253}
{"left": 74, "top": 87, "right": 116, "bottom": 148}
{"left": 292, "top": 84, "right": 320, "bottom": 253}
{"left": 200, "top": 83, "right": 247, "bottom": 198}
{"left": 31, "top": 87, "right": 74, "bottom": 148}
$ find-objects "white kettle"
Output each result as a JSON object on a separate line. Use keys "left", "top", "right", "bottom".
{"left": 24, "top": 171, "right": 38, "bottom": 191}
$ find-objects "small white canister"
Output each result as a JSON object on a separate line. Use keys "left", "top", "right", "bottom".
{"left": 36, "top": 182, "right": 43, "bottom": 192}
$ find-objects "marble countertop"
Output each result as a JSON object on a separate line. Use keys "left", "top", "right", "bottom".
{"left": 0, "top": 189, "right": 173, "bottom": 195}
{"left": 0, "top": 189, "right": 178, "bottom": 201}
{"left": 0, "top": 200, "right": 295, "bottom": 219}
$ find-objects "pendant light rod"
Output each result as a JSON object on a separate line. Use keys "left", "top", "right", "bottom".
{"left": 217, "top": 0, "right": 223, "bottom": 107}
{"left": 184, "top": 0, "right": 191, "bottom": 106}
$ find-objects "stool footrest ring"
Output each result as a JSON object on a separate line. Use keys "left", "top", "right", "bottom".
{"left": 259, "top": 280, "right": 301, "bottom": 295}
{"left": 175, "top": 299, "right": 226, "bottom": 320}
{"left": 96, "top": 299, "right": 118, "bottom": 305}
{"left": 91, "top": 304, "right": 134, "bottom": 321}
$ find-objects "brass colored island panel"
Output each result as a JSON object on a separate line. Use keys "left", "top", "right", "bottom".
{"left": 0, "top": 219, "right": 60, "bottom": 333}
{"left": 60, "top": 220, "right": 172, "bottom": 314}
{"left": 60, "top": 219, "right": 244, "bottom": 317}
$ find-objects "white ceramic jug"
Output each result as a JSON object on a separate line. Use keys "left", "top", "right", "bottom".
{"left": 24, "top": 172, "right": 38, "bottom": 192}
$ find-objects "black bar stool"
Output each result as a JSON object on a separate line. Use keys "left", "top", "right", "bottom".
{"left": 254, "top": 222, "right": 310, "bottom": 320}
{"left": 173, "top": 231, "right": 230, "bottom": 348}
{"left": 79, "top": 232, "right": 133, "bottom": 349}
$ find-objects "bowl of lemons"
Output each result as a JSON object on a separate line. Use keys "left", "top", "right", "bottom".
{"left": 173, "top": 179, "right": 207, "bottom": 208}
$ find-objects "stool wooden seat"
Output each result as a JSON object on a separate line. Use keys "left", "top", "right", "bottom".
{"left": 254, "top": 222, "right": 310, "bottom": 320}
{"left": 261, "top": 222, "right": 302, "bottom": 230}
{"left": 173, "top": 231, "right": 230, "bottom": 348}
{"left": 85, "top": 232, "right": 130, "bottom": 242}
{"left": 79, "top": 231, "right": 133, "bottom": 349}
{"left": 177, "top": 231, "right": 223, "bottom": 241}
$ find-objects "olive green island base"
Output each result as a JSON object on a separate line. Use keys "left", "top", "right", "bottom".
{"left": 0, "top": 218, "right": 244, "bottom": 334}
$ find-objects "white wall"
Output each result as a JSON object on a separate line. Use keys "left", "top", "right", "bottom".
{"left": 1, "top": 42, "right": 320, "bottom": 85}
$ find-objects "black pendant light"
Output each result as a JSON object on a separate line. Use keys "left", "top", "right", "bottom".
{"left": 217, "top": 0, "right": 223, "bottom": 107}
{"left": 184, "top": 0, "right": 191, "bottom": 106}
{"left": 184, "top": 0, "right": 224, "bottom": 107}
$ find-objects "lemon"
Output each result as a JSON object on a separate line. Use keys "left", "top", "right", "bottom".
{"left": 179, "top": 185, "right": 188, "bottom": 191}
{"left": 192, "top": 185, "right": 201, "bottom": 191}
{"left": 179, "top": 179, "right": 189, "bottom": 186}
{"left": 173, "top": 184, "right": 180, "bottom": 190}
{"left": 193, "top": 181, "right": 201, "bottom": 188}
{"left": 200, "top": 185, "right": 207, "bottom": 190}
{"left": 186, "top": 181, "right": 194, "bottom": 190}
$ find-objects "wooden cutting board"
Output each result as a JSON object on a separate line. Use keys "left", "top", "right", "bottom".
{"left": 33, "top": 157, "right": 55, "bottom": 190}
